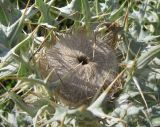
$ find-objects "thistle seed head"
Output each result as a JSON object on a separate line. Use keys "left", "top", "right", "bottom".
{"left": 38, "top": 31, "right": 119, "bottom": 106}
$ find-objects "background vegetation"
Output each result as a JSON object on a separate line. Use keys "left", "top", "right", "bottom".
{"left": 0, "top": 0, "right": 160, "bottom": 126}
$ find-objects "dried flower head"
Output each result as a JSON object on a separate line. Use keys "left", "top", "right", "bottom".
{"left": 38, "top": 30, "right": 119, "bottom": 106}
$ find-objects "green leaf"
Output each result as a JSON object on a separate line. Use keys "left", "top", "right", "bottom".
{"left": 0, "top": 0, "right": 21, "bottom": 26}
{"left": 0, "top": 23, "right": 16, "bottom": 46}
{"left": 0, "top": 0, "right": 24, "bottom": 48}
{"left": 137, "top": 35, "right": 160, "bottom": 43}
{"left": 127, "top": 105, "right": 143, "bottom": 116}
{"left": 0, "top": 64, "right": 17, "bottom": 79}
{"left": 145, "top": 11, "right": 159, "bottom": 23}
{"left": 152, "top": 117, "right": 160, "bottom": 127}
{"left": 42, "top": 105, "right": 68, "bottom": 125}
{"left": 35, "top": 0, "right": 54, "bottom": 24}
{"left": 109, "top": 0, "right": 127, "bottom": 21}
{"left": 150, "top": 106, "right": 160, "bottom": 126}
{"left": 81, "top": 0, "right": 91, "bottom": 26}
{"left": 0, "top": 17, "right": 24, "bottom": 48}
{"left": 53, "top": 105, "right": 68, "bottom": 121}
{"left": 9, "top": 92, "right": 37, "bottom": 117}
{"left": 51, "top": 0, "right": 82, "bottom": 21}
{"left": 137, "top": 44, "right": 160, "bottom": 69}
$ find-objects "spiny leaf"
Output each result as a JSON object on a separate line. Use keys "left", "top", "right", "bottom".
{"left": 35, "top": 0, "right": 54, "bottom": 24}
{"left": 137, "top": 44, "right": 160, "bottom": 69}
{"left": 9, "top": 92, "right": 37, "bottom": 117}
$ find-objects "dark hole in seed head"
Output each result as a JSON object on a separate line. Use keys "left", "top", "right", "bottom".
{"left": 77, "top": 55, "right": 89, "bottom": 65}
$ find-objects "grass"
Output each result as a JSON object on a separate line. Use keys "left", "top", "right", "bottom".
{"left": 0, "top": 0, "right": 160, "bottom": 126}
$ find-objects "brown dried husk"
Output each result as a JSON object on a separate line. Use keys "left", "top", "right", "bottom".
{"left": 37, "top": 30, "right": 120, "bottom": 107}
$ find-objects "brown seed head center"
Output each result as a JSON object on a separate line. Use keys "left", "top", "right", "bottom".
{"left": 77, "top": 55, "right": 89, "bottom": 65}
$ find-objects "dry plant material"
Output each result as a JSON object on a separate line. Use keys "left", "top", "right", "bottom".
{"left": 37, "top": 30, "right": 119, "bottom": 107}
{"left": 104, "top": 22, "right": 120, "bottom": 48}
